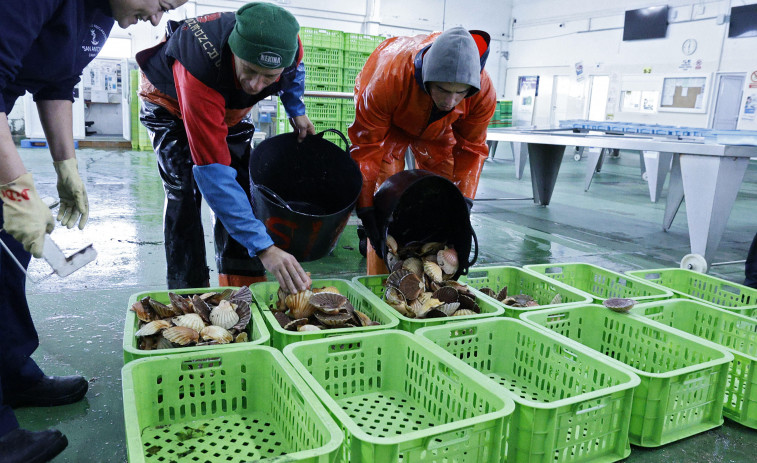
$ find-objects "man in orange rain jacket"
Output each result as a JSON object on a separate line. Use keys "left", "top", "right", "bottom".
{"left": 348, "top": 26, "right": 496, "bottom": 274}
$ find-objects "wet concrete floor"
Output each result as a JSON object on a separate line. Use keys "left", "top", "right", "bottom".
{"left": 11, "top": 144, "right": 757, "bottom": 462}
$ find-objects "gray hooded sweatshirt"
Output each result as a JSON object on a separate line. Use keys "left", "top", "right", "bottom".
{"left": 421, "top": 26, "right": 481, "bottom": 96}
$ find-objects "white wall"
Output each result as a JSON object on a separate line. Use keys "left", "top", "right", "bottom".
{"left": 506, "top": 0, "right": 757, "bottom": 127}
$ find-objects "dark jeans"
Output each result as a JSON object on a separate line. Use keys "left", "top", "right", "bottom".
{"left": 139, "top": 101, "right": 265, "bottom": 289}
{"left": 745, "top": 232, "right": 757, "bottom": 289}
{"left": 0, "top": 202, "right": 45, "bottom": 437}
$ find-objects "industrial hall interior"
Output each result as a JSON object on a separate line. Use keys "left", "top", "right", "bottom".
{"left": 3, "top": 0, "right": 757, "bottom": 462}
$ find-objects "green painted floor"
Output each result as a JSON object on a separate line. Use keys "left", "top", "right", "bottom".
{"left": 12, "top": 144, "right": 757, "bottom": 462}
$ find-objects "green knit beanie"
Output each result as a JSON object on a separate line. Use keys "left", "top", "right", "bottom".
{"left": 228, "top": 2, "right": 300, "bottom": 69}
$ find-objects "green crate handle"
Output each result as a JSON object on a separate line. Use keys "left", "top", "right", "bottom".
{"left": 437, "top": 361, "right": 461, "bottom": 384}
{"left": 574, "top": 402, "right": 607, "bottom": 415}
{"left": 327, "top": 339, "right": 362, "bottom": 354}
{"left": 721, "top": 284, "right": 742, "bottom": 296}
{"left": 180, "top": 356, "right": 222, "bottom": 371}
{"left": 425, "top": 426, "right": 472, "bottom": 450}
{"left": 559, "top": 346, "right": 579, "bottom": 363}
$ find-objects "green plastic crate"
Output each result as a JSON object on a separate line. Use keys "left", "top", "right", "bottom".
{"left": 122, "top": 345, "right": 343, "bottom": 463}
{"left": 303, "top": 46, "right": 344, "bottom": 68}
{"left": 303, "top": 97, "right": 342, "bottom": 121}
{"left": 283, "top": 330, "right": 515, "bottom": 462}
{"left": 304, "top": 81, "right": 343, "bottom": 92}
{"left": 521, "top": 305, "right": 733, "bottom": 447}
{"left": 305, "top": 65, "right": 343, "bottom": 87}
{"left": 341, "top": 102, "right": 355, "bottom": 124}
{"left": 630, "top": 299, "right": 757, "bottom": 428}
{"left": 123, "top": 286, "right": 270, "bottom": 364}
{"left": 352, "top": 274, "right": 505, "bottom": 332}
{"left": 299, "top": 27, "right": 344, "bottom": 49}
{"left": 525, "top": 262, "right": 674, "bottom": 303}
{"left": 251, "top": 279, "right": 399, "bottom": 350}
{"left": 626, "top": 268, "right": 757, "bottom": 317}
{"left": 343, "top": 51, "right": 371, "bottom": 69}
{"left": 417, "top": 318, "right": 640, "bottom": 463}
{"left": 460, "top": 266, "right": 594, "bottom": 317}
{"left": 343, "top": 33, "right": 385, "bottom": 52}
{"left": 342, "top": 67, "right": 361, "bottom": 89}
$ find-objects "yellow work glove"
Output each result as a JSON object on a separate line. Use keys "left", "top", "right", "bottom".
{"left": 1, "top": 173, "right": 55, "bottom": 258}
{"left": 53, "top": 158, "right": 89, "bottom": 229}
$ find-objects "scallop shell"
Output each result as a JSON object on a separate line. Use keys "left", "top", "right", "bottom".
{"left": 433, "top": 286, "right": 459, "bottom": 304}
{"left": 131, "top": 299, "right": 156, "bottom": 323}
{"left": 313, "top": 310, "right": 353, "bottom": 327}
{"left": 284, "top": 317, "right": 309, "bottom": 331}
{"left": 191, "top": 295, "right": 212, "bottom": 323}
{"left": 230, "top": 301, "right": 251, "bottom": 332}
{"left": 156, "top": 335, "right": 174, "bottom": 349}
{"left": 452, "top": 308, "right": 478, "bottom": 317}
{"left": 285, "top": 290, "right": 316, "bottom": 319}
{"left": 421, "top": 242, "right": 444, "bottom": 256}
{"left": 147, "top": 298, "right": 180, "bottom": 318}
{"left": 386, "top": 252, "right": 402, "bottom": 272}
{"left": 234, "top": 332, "right": 248, "bottom": 343}
{"left": 203, "top": 289, "right": 234, "bottom": 306}
{"left": 496, "top": 286, "right": 509, "bottom": 302}
{"left": 423, "top": 261, "right": 443, "bottom": 283}
{"left": 163, "top": 326, "right": 200, "bottom": 345}
{"left": 274, "top": 287, "right": 289, "bottom": 312}
{"left": 443, "top": 280, "right": 476, "bottom": 298}
{"left": 479, "top": 287, "right": 496, "bottom": 298}
{"left": 386, "top": 268, "right": 412, "bottom": 288}
{"left": 353, "top": 310, "right": 374, "bottom": 327}
{"left": 273, "top": 311, "right": 292, "bottom": 329}
{"left": 310, "top": 292, "right": 348, "bottom": 314}
{"left": 389, "top": 299, "right": 414, "bottom": 318}
{"left": 135, "top": 320, "right": 172, "bottom": 337}
{"left": 313, "top": 286, "right": 341, "bottom": 294}
{"left": 398, "top": 273, "right": 424, "bottom": 300}
{"left": 438, "top": 302, "right": 461, "bottom": 316}
{"left": 551, "top": 293, "right": 563, "bottom": 305}
{"left": 210, "top": 300, "right": 240, "bottom": 329}
{"left": 386, "top": 235, "right": 399, "bottom": 255}
{"left": 402, "top": 257, "right": 424, "bottom": 276}
{"left": 384, "top": 286, "right": 405, "bottom": 305}
{"left": 298, "top": 324, "right": 322, "bottom": 332}
{"left": 230, "top": 286, "right": 253, "bottom": 303}
{"left": 200, "top": 325, "right": 233, "bottom": 343}
{"left": 169, "top": 292, "right": 195, "bottom": 315}
{"left": 603, "top": 298, "right": 636, "bottom": 313}
{"left": 437, "top": 248, "right": 459, "bottom": 275}
{"left": 172, "top": 313, "right": 206, "bottom": 332}
{"left": 458, "top": 294, "right": 481, "bottom": 313}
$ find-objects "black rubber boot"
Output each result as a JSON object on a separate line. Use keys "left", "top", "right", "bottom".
{"left": 6, "top": 375, "right": 88, "bottom": 408}
{"left": 0, "top": 428, "right": 68, "bottom": 463}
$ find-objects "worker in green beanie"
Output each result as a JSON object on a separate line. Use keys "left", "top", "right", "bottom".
{"left": 137, "top": 2, "right": 315, "bottom": 294}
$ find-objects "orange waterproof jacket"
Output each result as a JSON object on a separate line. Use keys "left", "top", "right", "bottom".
{"left": 348, "top": 31, "right": 496, "bottom": 209}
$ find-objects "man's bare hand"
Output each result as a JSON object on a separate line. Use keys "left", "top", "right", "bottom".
{"left": 258, "top": 245, "right": 311, "bottom": 293}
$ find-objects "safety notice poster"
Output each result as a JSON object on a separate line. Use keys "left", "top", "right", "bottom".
{"left": 737, "top": 66, "right": 757, "bottom": 130}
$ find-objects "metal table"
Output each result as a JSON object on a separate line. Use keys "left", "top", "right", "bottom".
{"left": 486, "top": 128, "right": 754, "bottom": 265}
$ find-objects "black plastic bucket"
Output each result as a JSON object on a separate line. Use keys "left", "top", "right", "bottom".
{"left": 249, "top": 130, "right": 362, "bottom": 261}
{"left": 373, "top": 170, "right": 478, "bottom": 278}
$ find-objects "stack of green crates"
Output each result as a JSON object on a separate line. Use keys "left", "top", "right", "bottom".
{"left": 275, "top": 27, "right": 385, "bottom": 147}
{"left": 490, "top": 100, "right": 512, "bottom": 128}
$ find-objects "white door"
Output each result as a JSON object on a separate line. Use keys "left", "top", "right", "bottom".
{"left": 711, "top": 74, "right": 744, "bottom": 130}
{"left": 550, "top": 75, "right": 587, "bottom": 127}
{"left": 587, "top": 75, "right": 610, "bottom": 121}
